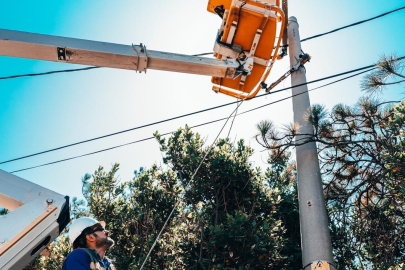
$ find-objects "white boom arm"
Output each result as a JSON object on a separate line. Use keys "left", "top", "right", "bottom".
{"left": 0, "top": 28, "right": 240, "bottom": 78}
{"left": 0, "top": 170, "right": 70, "bottom": 270}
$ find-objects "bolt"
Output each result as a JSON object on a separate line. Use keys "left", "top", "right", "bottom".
{"left": 46, "top": 199, "right": 54, "bottom": 205}
{"left": 0, "top": 238, "right": 7, "bottom": 244}
{"left": 307, "top": 201, "right": 312, "bottom": 207}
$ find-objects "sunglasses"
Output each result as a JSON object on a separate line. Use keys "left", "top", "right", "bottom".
{"left": 91, "top": 226, "right": 105, "bottom": 233}
{"left": 84, "top": 225, "right": 106, "bottom": 235}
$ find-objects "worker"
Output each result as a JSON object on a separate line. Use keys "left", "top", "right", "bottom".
{"left": 62, "top": 217, "right": 117, "bottom": 270}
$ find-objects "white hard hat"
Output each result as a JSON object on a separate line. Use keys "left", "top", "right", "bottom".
{"left": 68, "top": 217, "right": 100, "bottom": 245}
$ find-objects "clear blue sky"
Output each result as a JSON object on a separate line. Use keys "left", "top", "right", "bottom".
{"left": 1, "top": 0, "right": 404, "bottom": 200}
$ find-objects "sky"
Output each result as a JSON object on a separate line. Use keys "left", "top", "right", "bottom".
{"left": 1, "top": 0, "right": 405, "bottom": 203}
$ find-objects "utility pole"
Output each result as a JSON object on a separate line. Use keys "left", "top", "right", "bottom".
{"left": 288, "top": 16, "right": 335, "bottom": 270}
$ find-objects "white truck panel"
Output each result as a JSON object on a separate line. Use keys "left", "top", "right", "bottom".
{"left": 0, "top": 170, "right": 70, "bottom": 270}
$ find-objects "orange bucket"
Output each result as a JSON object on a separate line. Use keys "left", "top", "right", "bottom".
{"left": 208, "top": 0, "right": 285, "bottom": 99}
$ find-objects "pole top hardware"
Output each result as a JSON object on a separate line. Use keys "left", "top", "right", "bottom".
{"left": 292, "top": 52, "right": 311, "bottom": 71}
{"left": 265, "top": 51, "right": 311, "bottom": 92}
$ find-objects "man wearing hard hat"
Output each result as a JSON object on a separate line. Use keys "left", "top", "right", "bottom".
{"left": 62, "top": 217, "right": 117, "bottom": 270}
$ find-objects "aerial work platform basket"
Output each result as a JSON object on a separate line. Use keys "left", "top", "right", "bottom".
{"left": 208, "top": 0, "right": 285, "bottom": 99}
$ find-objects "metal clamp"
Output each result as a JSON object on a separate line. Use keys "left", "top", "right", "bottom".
{"left": 265, "top": 53, "right": 310, "bottom": 93}
{"left": 292, "top": 53, "right": 311, "bottom": 71}
{"left": 131, "top": 43, "right": 148, "bottom": 73}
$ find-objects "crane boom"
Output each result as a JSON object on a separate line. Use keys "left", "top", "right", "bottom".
{"left": 0, "top": 28, "right": 240, "bottom": 78}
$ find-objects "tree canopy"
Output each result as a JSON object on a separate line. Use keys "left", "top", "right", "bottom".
{"left": 15, "top": 54, "right": 405, "bottom": 270}
{"left": 255, "top": 54, "right": 405, "bottom": 269}
{"left": 22, "top": 126, "right": 300, "bottom": 270}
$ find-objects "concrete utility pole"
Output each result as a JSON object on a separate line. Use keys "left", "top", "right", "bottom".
{"left": 288, "top": 17, "right": 335, "bottom": 270}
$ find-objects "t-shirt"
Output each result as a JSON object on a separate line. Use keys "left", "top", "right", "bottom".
{"left": 62, "top": 249, "right": 111, "bottom": 270}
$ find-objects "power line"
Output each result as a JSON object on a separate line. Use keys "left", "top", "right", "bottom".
{"left": 0, "top": 100, "right": 237, "bottom": 165}
{"left": 0, "top": 67, "right": 100, "bottom": 80}
{"left": 9, "top": 67, "right": 374, "bottom": 173}
{"left": 0, "top": 62, "right": 381, "bottom": 166}
{"left": 285, "top": 5, "right": 405, "bottom": 47}
{"left": 239, "top": 68, "right": 376, "bottom": 116}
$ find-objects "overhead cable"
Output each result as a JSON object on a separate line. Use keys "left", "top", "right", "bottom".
{"left": 284, "top": 5, "right": 405, "bottom": 47}
{"left": 9, "top": 67, "right": 375, "bottom": 173}
{"left": 0, "top": 67, "right": 100, "bottom": 80}
{"left": 0, "top": 62, "right": 383, "bottom": 166}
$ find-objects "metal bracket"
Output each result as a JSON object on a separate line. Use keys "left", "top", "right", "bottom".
{"left": 291, "top": 57, "right": 302, "bottom": 71}
{"left": 213, "top": 41, "right": 242, "bottom": 59}
{"left": 57, "top": 47, "right": 66, "bottom": 61}
{"left": 291, "top": 53, "right": 311, "bottom": 71}
{"left": 226, "top": 20, "right": 238, "bottom": 44}
{"left": 299, "top": 53, "right": 311, "bottom": 65}
{"left": 132, "top": 43, "right": 148, "bottom": 73}
{"left": 265, "top": 53, "right": 310, "bottom": 92}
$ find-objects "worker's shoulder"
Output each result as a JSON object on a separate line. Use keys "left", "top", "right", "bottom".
{"left": 65, "top": 248, "right": 91, "bottom": 262}
{"left": 62, "top": 249, "right": 91, "bottom": 270}
{"left": 69, "top": 248, "right": 89, "bottom": 256}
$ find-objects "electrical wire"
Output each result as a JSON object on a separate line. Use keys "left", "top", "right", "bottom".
{"left": 0, "top": 67, "right": 100, "bottom": 80}
{"left": 192, "top": 52, "right": 213, "bottom": 57}
{"left": 300, "top": 5, "right": 405, "bottom": 43}
{"left": 9, "top": 67, "right": 375, "bottom": 173}
{"left": 227, "top": 99, "right": 240, "bottom": 138}
{"left": 282, "top": 5, "right": 405, "bottom": 47}
{"left": 238, "top": 68, "right": 375, "bottom": 117}
{"left": 0, "top": 101, "right": 237, "bottom": 165}
{"left": 0, "top": 62, "right": 383, "bottom": 166}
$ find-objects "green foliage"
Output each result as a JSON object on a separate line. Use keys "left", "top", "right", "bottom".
{"left": 255, "top": 53, "right": 405, "bottom": 267}
{"left": 361, "top": 54, "right": 405, "bottom": 95}
{"left": 36, "top": 235, "right": 72, "bottom": 270}
{"left": 83, "top": 163, "right": 187, "bottom": 269}
{"left": 256, "top": 97, "right": 405, "bottom": 268}
{"left": 157, "top": 126, "right": 292, "bottom": 269}
{"left": 24, "top": 126, "right": 301, "bottom": 270}
{"left": 383, "top": 100, "right": 405, "bottom": 179}
{"left": 265, "top": 151, "right": 301, "bottom": 269}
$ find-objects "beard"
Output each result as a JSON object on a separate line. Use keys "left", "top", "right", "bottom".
{"left": 95, "top": 235, "right": 115, "bottom": 249}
